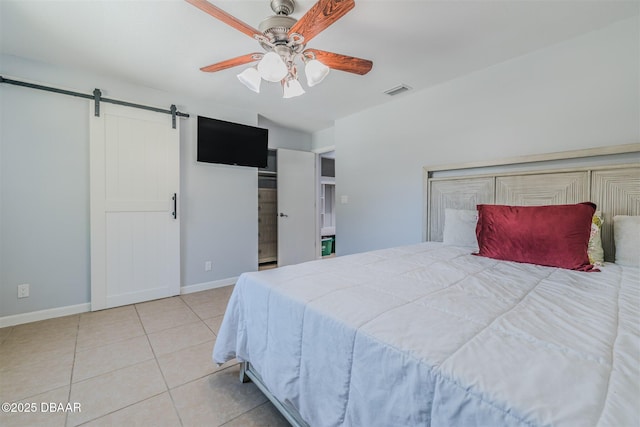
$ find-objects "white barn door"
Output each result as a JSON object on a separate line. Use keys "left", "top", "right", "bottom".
{"left": 90, "top": 103, "right": 180, "bottom": 311}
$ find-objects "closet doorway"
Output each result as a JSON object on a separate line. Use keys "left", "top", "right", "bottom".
{"left": 319, "top": 151, "right": 336, "bottom": 258}
{"left": 259, "top": 148, "right": 317, "bottom": 269}
{"left": 258, "top": 150, "right": 278, "bottom": 269}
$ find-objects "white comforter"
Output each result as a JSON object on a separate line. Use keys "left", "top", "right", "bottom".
{"left": 213, "top": 242, "right": 640, "bottom": 427}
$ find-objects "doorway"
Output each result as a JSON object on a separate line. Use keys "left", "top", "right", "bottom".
{"left": 258, "top": 150, "right": 278, "bottom": 269}
{"left": 319, "top": 151, "right": 336, "bottom": 258}
{"left": 258, "top": 148, "right": 317, "bottom": 269}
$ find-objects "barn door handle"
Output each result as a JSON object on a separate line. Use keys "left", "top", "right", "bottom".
{"left": 172, "top": 193, "right": 177, "bottom": 219}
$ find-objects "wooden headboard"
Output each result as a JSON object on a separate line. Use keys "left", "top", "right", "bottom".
{"left": 424, "top": 144, "right": 640, "bottom": 262}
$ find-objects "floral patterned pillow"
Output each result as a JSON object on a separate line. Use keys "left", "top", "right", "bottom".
{"left": 588, "top": 211, "right": 604, "bottom": 266}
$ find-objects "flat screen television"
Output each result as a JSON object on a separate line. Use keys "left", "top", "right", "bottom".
{"left": 197, "top": 116, "right": 269, "bottom": 168}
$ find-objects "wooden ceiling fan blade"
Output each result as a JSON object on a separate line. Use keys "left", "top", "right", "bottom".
{"left": 185, "top": 0, "right": 262, "bottom": 39}
{"left": 200, "top": 53, "right": 263, "bottom": 72}
{"left": 289, "top": 0, "right": 355, "bottom": 44}
{"left": 304, "top": 49, "right": 373, "bottom": 75}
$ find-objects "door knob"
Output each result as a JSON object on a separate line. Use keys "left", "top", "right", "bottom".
{"left": 279, "top": 213, "right": 288, "bottom": 217}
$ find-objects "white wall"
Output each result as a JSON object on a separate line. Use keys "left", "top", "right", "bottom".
{"left": 1, "top": 83, "right": 91, "bottom": 316}
{"left": 335, "top": 17, "right": 640, "bottom": 255}
{"left": 0, "top": 55, "right": 311, "bottom": 318}
{"left": 259, "top": 116, "right": 313, "bottom": 151}
{"left": 312, "top": 127, "right": 335, "bottom": 152}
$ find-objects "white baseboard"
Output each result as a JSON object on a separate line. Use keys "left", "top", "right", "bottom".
{"left": 0, "top": 277, "right": 238, "bottom": 328}
{"left": 0, "top": 303, "right": 91, "bottom": 328}
{"left": 180, "top": 277, "right": 238, "bottom": 295}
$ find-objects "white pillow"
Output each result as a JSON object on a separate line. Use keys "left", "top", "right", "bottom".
{"left": 613, "top": 215, "right": 640, "bottom": 267}
{"left": 443, "top": 208, "right": 479, "bottom": 250}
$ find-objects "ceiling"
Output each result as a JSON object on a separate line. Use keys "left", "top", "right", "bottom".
{"left": 1, "top": 0, "right": 638, "bottom": 133}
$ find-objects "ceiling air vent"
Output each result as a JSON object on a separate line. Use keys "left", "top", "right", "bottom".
{"left": 384, "top": 84, "right": 412, "bottom": 96}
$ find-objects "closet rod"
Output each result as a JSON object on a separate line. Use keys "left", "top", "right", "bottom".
{"left": 0, "top": 76, "right": 189, "bottom": 129}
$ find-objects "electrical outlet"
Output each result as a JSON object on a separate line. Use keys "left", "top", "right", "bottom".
{"left": 17, "top": 283, "right": 30, "bottom": 298}
{"left": 205, "top": 261, "right": 212, "bottom": 272}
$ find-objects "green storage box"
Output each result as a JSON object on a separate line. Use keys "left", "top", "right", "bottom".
{"left": 321, "top": 238, "right": 333, "bottom": 256}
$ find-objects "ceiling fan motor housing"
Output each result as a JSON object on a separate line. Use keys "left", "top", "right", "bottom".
{"left": 259, "top": 15, "right": 298, "bottom": 48}
{"left": 270, "top": 0, "right": 295, "bottom": 15}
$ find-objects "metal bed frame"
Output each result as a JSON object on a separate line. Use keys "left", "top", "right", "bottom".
{"left": 239, "top": 361, "right": 309, "bottom": 427}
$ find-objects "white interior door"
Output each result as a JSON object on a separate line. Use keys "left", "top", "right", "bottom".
{"left": 277, "top": 149, "right": 317, "bottom": 267}
{"left": 90, "top": 103, "right": 180, "bottom": 311}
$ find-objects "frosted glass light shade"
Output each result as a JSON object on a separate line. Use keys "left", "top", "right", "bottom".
{"left": 237, "top": 67, "right": 261, "bottom": 93}
{"left": 257, "top": 52, "right": 288, "bottom": 82}
{"left": 283, "top": 78, "right": 305, "bottom": 98}
{"left": 305, "top": 59, "right": 329, "bottom": 87}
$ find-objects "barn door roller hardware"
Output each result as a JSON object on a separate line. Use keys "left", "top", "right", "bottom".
{"left": 1, "top": 76, "right": 189, "bottom": 129}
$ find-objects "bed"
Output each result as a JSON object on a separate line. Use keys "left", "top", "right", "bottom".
{"left": 213, "top": 144, "right": 640, "bottom": 427}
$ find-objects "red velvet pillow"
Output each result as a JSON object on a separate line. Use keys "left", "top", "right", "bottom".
{"left": 475, "top": 202, "right": 597, "bottom": 271}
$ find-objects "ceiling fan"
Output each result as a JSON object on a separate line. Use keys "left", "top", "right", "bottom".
{"left": 185, "top": 0, "right": 373, "bottom": 98}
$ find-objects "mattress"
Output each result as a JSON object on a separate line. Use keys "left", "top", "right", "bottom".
{"left": 213, "top": 242, "right": 640, "bottom": 427}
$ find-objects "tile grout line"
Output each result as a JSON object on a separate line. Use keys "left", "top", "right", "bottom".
{"left": 70, "top": 308, "right": 150, "bottom": 384}
{"left": 170, "top": 291, "right": 236, "bottom": 426}
{"left": 65, "top": 314, "right": 81, "bottom": 427}
{"left": 74, "top": 315, "right": 147, "bottom": 353}
{"left": 1, "top": 287, "right": 279, "bottom": 427}
{"left": 73, "top": 391, "right": 169, "bottom": 426}
{"left": 70, "top": 303, "right": 179, "bottom": 426}
{"left": 73, "top": 391, "right": 172, "bottom": 427}
{"left": 189, "top": 286, "right": 277, "bottom": 426}
{"left": 69, "top": 337, "right": 152, "bottom": 383}
{"left": 176, "top": 293, "right": 223, "bottom": 340}
{"left": 0, "top": 326, "right": 15, "bottom": 346}
{"left": 135, "top": 302, "right": 186, "bottom": 427}
{"left": 218, "top": 401, "right": 273, "bottom": 427}
{"left": 67, "top": 358, "right": 161, "bottom": 426}
{"left": 179, "top": 294, "right": 207, "bottom": 320}
{"left": 0, "top": 321, "right": 78, "bottom": 407}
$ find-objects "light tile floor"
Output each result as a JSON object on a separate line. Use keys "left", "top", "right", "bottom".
{"left": 0, "top": 286, "right": 289, "bottom": 427}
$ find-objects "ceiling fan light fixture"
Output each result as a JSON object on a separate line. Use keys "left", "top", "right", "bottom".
{"left": 237, "top": 67, "right": 262, "bottom": 93}
{"left": 282, "top": 77, "right": 305, "bottom": 99}
{"left": 187, "top": 0, "right": 373, "bottom": 98}
{"left": 257, "top": 51, "right": 288, "bottom": 82}
{"left": 305, "top": 59, "right": 330, "bottom": 87}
